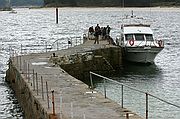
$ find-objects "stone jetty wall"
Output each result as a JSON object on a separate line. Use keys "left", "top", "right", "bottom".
{"left": 5, "top": 60, "right": 50, "bottom": 119}
{"left": 50, "top": 47, "right": 122, "bottom": 83}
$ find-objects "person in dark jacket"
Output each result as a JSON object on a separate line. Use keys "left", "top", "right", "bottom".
{"left": 94, "top": 24, "right": 100, "bottom": 44}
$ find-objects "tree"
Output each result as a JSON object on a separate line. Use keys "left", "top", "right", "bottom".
{"left": 0, "top": 0, "right": 7, "bottom": 8}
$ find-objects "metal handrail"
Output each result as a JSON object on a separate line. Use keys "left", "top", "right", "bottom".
{"left": 90, "top": 71, "right": 180, "bottom": 119}
{"left": 18, "top": 36, "right": 83, "bottom": 55}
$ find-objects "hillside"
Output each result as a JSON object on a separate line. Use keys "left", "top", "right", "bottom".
{"left": 1, "top": 0, "right": 180, "bottom": 8}
{"left": 0, "top": 0, "right": 43, "bottom": 8}
{"left": 44, "top": 0, "right": 180, "bottom": 7}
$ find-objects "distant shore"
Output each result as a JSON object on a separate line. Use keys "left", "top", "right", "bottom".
{"left": 44, "top": 2, "right": 180, "bottom": 7}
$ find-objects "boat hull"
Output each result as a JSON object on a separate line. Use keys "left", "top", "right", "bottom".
{"left": 123, "top": 46, "right": 163, "bottom": 64}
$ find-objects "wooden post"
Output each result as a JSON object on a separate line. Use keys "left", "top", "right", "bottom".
{"left": 56, "top": 8, "right": 58, "bottom": 24}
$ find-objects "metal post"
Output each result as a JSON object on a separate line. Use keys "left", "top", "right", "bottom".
{"left": 52, "top": 90, "right": 55, "bottom": 115}
{"left": 41, "top": 76, "right": 44, "bottom": 100}
{"left": 103, "top": 78, "right": 106, "bottom": 98}
{"left": 57, "top": 41, "right": 59, "bottom": 51}
{"left": 83, "top": 112, "right": 86, "bottom": 119}
{"left": 9, "top": 45, "right": 11, "bottom": 57}
{"left": 90, "top": 73, "right": 94, "bottom": 90}
{"left": 121, "top": 85, "right": 124, "bottom": 108}
{"left": 126, "top": 113, "right": 129, "bottom": 119}
{"left": 56, "top": 8, "right": 58, "bottom": 24}
{"left": 146, "top": 93, "right": 148, "bottom": 119}
{"left": 76, "top": 38, "right": 77, "bottom": 46}
{"left": 71, "top": 38, "right": 73, "bottom": 47}
{"left": 21, "top": 44, "right": 23, "bottom": 54}
{"left": 68, "top": 39, "right": 69, "bottom": 49}
{"left": 36, "top": 73, "right": 38, "bottom": 95}
{"left": 19, "top": 55, "right": 22, "bottom": 71}
{"left": 71, "top": 102, "right": 73, "bottom": 119}
{"left": 45, "top": 41, "right": 47, "bottom": 53}
{"left": 28, "top": 63, "right": 30, "bottom": 82}
{"left": 23, "top": 60, "right": 25, "bottom": 74}
{"left": 33, "top": 69, "right": 35, "bottom": 91}
{"left": 25, "top": 61, "right": 27, "bottom": 79}
{"left": 16, "top": 55, "right": 18, "bottom": 68}
{"left": 12, "top": 50, "right": 14, "bottom": 62}
{"left": 46, "top": 81, "right": 50, "bottom": 108}
{"left": 60, "top": 96, "right": 62, "bottom": 119}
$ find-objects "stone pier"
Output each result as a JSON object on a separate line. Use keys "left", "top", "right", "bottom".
{"left": 5, "top": 40, "right": 143, "bottom": 119}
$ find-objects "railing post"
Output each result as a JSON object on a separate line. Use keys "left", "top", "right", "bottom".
{"left": 45, "top": 41, "right": 47, "bottom": 53}
{"left": 57, "top": 41, "right": 59, "bottom": 51}
{"left": 52, "top": 90, "right": 55, "bottom": 115}
{"left": 71, "top": 102, "right": 73, "bottom": 119}
{"left": 60, "top": 95, "right": 62, "bottom": 119}
{"left": 25, "top": 61, "right": 27, "bottom": 79}
{"left": 126, "top": 113, "right": 129, "bottom": 119}
{"left": 36, "top": 73, "right": 38, "bottom": 95}
{"left": 41, "top": 76, "right": 44, "bottom": 100}
{"left": 28, "top": 63, "right": 30, "bottom": 82}
{"left": 9, "top": 45, "right": 11, "bottom": 57}
{"left": 90, "top": 72, "right": 94, "bottom": 90}
{"left": 23, "top": 60, "right": 25, "bottom": 74}
{"left": 68, "top": 38, "right": 69, "bottom": 48}
{"left": 103, "top": 78, "right": 107, "bottom": 98}
{"left": 16, "top": 55, "right": 19, "bottom": 68}
{"left": 21, "top": 44, "right": 22, "bottom": 54}
{"left": 121, "top": 85, "right": 124, "bottom": 108}
{"left": 46, "top": 81, "right": 50, "bottom": 108}
{"left": 146, "top": 93, "right": 148, "bottom": 119}
{"left": 33, "top": 69, "right": 35, "bottom": 91}
{"left": 76, "top": 37, "right": 77, "bottom": 46}
{"left": 71, "top": 38, "right": 73, "bottom": 47}
{"left": 19, "top": 55, "right": 22, "bottom": 71}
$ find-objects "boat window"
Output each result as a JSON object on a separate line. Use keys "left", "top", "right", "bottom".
{"left": 135, "top": 34, "right": 144, "bottom": 41}
{"left": 125, "top": 34, "right": 134, "bottom": 41}
{"left": 145, "top": 34, "right": 153, "bottom": 41}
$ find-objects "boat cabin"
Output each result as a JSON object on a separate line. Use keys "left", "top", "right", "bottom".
{"left": 120, "top": 24, "right": 157, "bottom": 47}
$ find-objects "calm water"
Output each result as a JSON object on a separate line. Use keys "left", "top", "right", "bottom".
{"left": 0, "top": 7, "right": 180, "bottom": 118}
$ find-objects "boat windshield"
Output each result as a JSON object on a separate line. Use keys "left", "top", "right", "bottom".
{"left": 135, "top": 34, "right": 144, "bottom": 41}
{"left": 145, "top": 34, "right": 153, "bottom": 41}
{"left": 125, "top": 34, "right": 134, "bottom": 41}
{"left": 125, "top": 34, "right": 153, "bottom": 41}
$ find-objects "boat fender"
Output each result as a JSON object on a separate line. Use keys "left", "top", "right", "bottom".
{"left": 129, "top": 39, "right": 134, "bottom": 46}
{"left": 158, "top": 40, "right": 163, "bottom": 47}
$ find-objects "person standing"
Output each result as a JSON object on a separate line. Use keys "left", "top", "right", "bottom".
{"left": 106, "top": 25, "right": 111, "bottom": 37}
{"left": 94, "top": 24, "right": 100, "bottom": 44}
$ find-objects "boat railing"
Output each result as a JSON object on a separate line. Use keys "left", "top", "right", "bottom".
{"left": 89, "top": 71, "right": 180, "bottom": 119}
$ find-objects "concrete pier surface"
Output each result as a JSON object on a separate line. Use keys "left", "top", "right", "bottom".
{"left": 6, "top": 39, "right": 143, "bottom": 119}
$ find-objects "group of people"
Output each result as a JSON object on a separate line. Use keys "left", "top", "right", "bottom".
{"left": 88, "top": 24, "right": 111, "bottom": 44}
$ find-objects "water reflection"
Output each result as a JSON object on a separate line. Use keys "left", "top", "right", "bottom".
{"left": 120, "top": 62, "right": 162, "bottom": 77}
{"left": 93, "top": 63, "right": 180, "bottom": 119}
{"left": 0, "top": 78, "right": 23, "bottom": 118}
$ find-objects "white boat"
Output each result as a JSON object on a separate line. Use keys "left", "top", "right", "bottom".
{"left": 118, "top": 15, "right": 164, "bottom": 64}
{"left": 9, "top": 10, "right": 17, "bottom": 14}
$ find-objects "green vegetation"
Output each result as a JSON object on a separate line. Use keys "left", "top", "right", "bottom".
{"left": 11, "top": 0, "right": 44, "bottom": 6}
{"left": 0, "top": 0, "right": 43, "bottom": 8}
{"left": 44, "top": 0, "right": 180, "bottom": 7}
{"left": 0, "top": 0, "right": 7, "bottom": 8}
{"left": 1, "top": 0, "right": 180, "bottom": 8}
